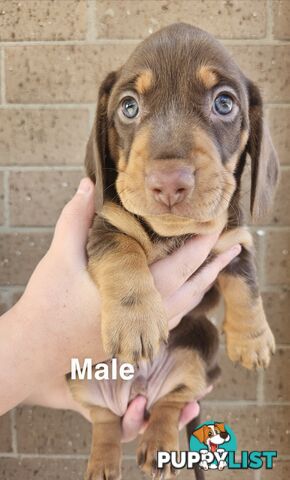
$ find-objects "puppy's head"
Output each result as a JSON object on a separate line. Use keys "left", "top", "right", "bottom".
{"left": 193, "top": 422, "right": 230, "bottom": 449}
{"left": 86, "top": 23, "right": 279, "bottom": 231}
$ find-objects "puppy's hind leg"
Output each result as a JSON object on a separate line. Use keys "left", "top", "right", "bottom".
{"left": 85, "top": 406, "right": 122, "bottom": 480}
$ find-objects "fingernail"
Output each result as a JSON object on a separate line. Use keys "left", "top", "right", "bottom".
{"left": 77, "top": 178, "right": 92, "bottom": 195}
{"left": 230, "top": 244, "right": 241, "bottom": 255}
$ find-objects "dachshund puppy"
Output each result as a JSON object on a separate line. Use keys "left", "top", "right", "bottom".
{"left": 68, "top": 23, "right": 279, "bottom": 480}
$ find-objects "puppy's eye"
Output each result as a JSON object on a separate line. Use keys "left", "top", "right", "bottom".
{"left": 214, "top": 94, "right": 233, "bottom": 115}
{"left": 208, "top": 432, "right": 212, "bottom": 437}
{"left": 121, "top": 96, "right": 139, "bottom": 119}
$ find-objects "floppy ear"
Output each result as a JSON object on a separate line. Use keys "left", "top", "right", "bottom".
{"left": 192, "top": 426, "right": 207, "bottom": 444}
{"left": 246, "top": 80, "right": 279, "bottom": 220}
{"left": 215, "top": 422, "right": 226, "bottom": 433}
{"left": 85, "top": 71, "right": 118, "bottom": 212}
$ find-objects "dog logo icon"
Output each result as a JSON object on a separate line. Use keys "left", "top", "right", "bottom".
{"left": 190, "top": 421, "right": 236, "bottom": 471}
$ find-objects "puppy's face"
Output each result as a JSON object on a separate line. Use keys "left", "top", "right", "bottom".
{"left": 110, "top": 30, "right": 247, "bottom": 223}
{"left": 87, "top": 23, "right": 279, "bottom": 230}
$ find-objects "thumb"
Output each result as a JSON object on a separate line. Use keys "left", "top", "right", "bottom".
{"left": 51, "top": 178, "right": 95, "bottom": 258}
{"left": 121, "top": 395, "right": 147, "bottom": 443}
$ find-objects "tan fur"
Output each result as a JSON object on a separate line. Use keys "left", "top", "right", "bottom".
{"left": 86, "top": 406, "right": 122, "bottom": 480}
{"left": 135, "top": 69, "right": 153, "bottom": 94}
{"left": 88, "top": 229, "right": 168, "bottom": 362}
{"left": 219, "top": 275, "right": 275, "bottom": 369}
{"left": 196, "top": 65, "right": 218, "bottom": 89}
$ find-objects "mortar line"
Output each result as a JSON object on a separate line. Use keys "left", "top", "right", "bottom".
{"left": 10, "top": 409, "right": 17, "bottom": 454}
{"left": 0, "top": 39, "right": 290, "bottom": 47}
{"left": 266, "top": 0, "right": 273, "bottom": 40}
{"left": 203, "top": 399, "right": 290, "bottom": 406}
{"left": 0, "top": 450, "right": 288, "bottom": 461}
{"left": 256, "top": 369, "right": 265, "bottom": 405}
{"left": 3, "top": 169, "right": 9, "bottom": 226}
{"left": 88, "top": 103, "right": 96, "bottom": 129}
{"left": 86, "top": 0, "right": 97, "bottom": 42}
{"left": 0, "top": 103, "right": 94, "bottom": 109}
{"left": 0, "top": 47, "right": 5, "bottom": 104}
{"left": 0, "top": 165, "right": 83, "bottom": 172}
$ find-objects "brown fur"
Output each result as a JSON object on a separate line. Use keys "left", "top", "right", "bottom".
{"left": 68, "top": 23, "right": 279, "bottom": 480}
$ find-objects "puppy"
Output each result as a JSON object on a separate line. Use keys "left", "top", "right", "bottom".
{"left": 193, "top": 422, "right": 230, "bottom": 470}
{"left": 68, "top": 23, "right": 279, "bottom": 480}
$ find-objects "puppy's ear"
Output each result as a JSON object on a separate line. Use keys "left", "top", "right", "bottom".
{"left": 85, "top": 71, "right": 118, "bottom": 211}
{"left": 215, "top": 422, "right": 226, "bottom": 433}
{"left": 246, "top": 80, "right": 279, "bottom": 221}
{"left": 192, "top": 426, "right": 206, "bottom": 444}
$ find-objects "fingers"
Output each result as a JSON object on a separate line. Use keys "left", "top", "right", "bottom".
{"left": 51, "top": 178, "right": 95, "bottom": 260}
{"left": 165, "top": 244, "right": 241, "bottom": 322}
{"left": 178, "top": 401, "right": 200, "bottom": 431}
{"left": 151, "top": 233, "right": 219, "bottom": 298}
{"left": 121, "top": 395, "right": 147, "bottom": 443}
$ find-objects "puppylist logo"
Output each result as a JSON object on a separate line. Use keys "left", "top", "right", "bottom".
{"left": 157, "top": 421, "right": 277, "bottom": 472}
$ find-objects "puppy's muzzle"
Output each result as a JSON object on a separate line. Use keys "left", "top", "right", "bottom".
{"left": 146, "top": 166, "right": 194, "bottom": 208}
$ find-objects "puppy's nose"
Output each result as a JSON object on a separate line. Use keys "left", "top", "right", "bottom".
{"left": 146, "top": 167, "right": 194, "bottom": 207}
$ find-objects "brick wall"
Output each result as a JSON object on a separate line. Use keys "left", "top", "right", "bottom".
{"left": 0, "top": 1, "right": 289, "bottom": 479}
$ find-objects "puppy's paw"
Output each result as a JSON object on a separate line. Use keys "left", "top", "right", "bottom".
{"left": 102, "top": 290, "right": 168, "bottom": 363}
{"left": 137, "top": 429, "right": 179, "bottom": 479}
{"left": 226, "top": 324, "right": 275, "bottom": 369}
{"left": 85, "top": 451, "right": 121, "bottom": 480}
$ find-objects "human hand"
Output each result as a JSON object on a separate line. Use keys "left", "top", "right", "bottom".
{"left": 19, "top": 177, "right": 240, "bottom": 365}
{"left": 17, "top": 176, "right": 240, "bottom": 418}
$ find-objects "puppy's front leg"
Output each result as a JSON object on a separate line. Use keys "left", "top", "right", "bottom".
{"left": 218, "top": 248, "right": 275, "bottom": 369}
{"left": 88, "top": 230, "right": 168, "bottom": 363}
{"left": 85, "top": 406, "right": 122, "bottom": 480}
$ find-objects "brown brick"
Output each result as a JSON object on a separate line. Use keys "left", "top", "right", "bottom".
{"left": 0, "top": 232, "right": 51, "bottom": 286}
{"left": 263, "top": 289, "right": 290, "bottom": 344}
{"left": 207, "top": 349, "right": 258, "bottom": 401}
{"left": 16, "top": 407, "right": 91, "bottom": 454}
{"left": 9, "top": 170, "right": 82, "bottom": 226}
{"left": 264, "top": 231, "right": 290, "bottom": 285}
{"left": 267, "top": 108, "right": 290, "bottom": 165}
{"left": 0, "top": 171, "right": 4, "bottom": 224}
{"left": 269, "top": 169, "right": 290, "bottom": 226}
{"left": 273, "top": 0, "right": 290, "bottom": 40}
{"left": 96, "top": 0, "right": 266, "bottom": 40}
{"left": 0, "top": 0, "right": 86, "bottom": 41}
{"left": 0, "top": 412, "right": 12, "bottom": 452}
{"left": 5, "top": 45, "right": 133, "bottom": 104}
{"left": 264, "top": 348, "right": 290, "bottom": 401}
{"left": 229, "top": 46, "right": 290, "bottom": 102}
{"left": 0, "top": 109, "right": 90, "bottom": 166}
{"left": 261, "top": 460, "right": 290, "bottom": 479}
{"left": 0, "top": 457, "right": 86, "bottom": 480}
{"left": 202, "top": 404, "right": 290, "bottom": 454}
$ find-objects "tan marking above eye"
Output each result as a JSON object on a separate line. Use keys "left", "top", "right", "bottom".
{"left": 135, "top": 70, "right": 153, "bottom": 95}
{"left": 196, "top": 65, "right": 218, "bottom": 89}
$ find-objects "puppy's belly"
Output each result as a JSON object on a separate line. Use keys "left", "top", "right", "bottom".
{"left": 74, "top": 345, "right": 185, "bottom": 417}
